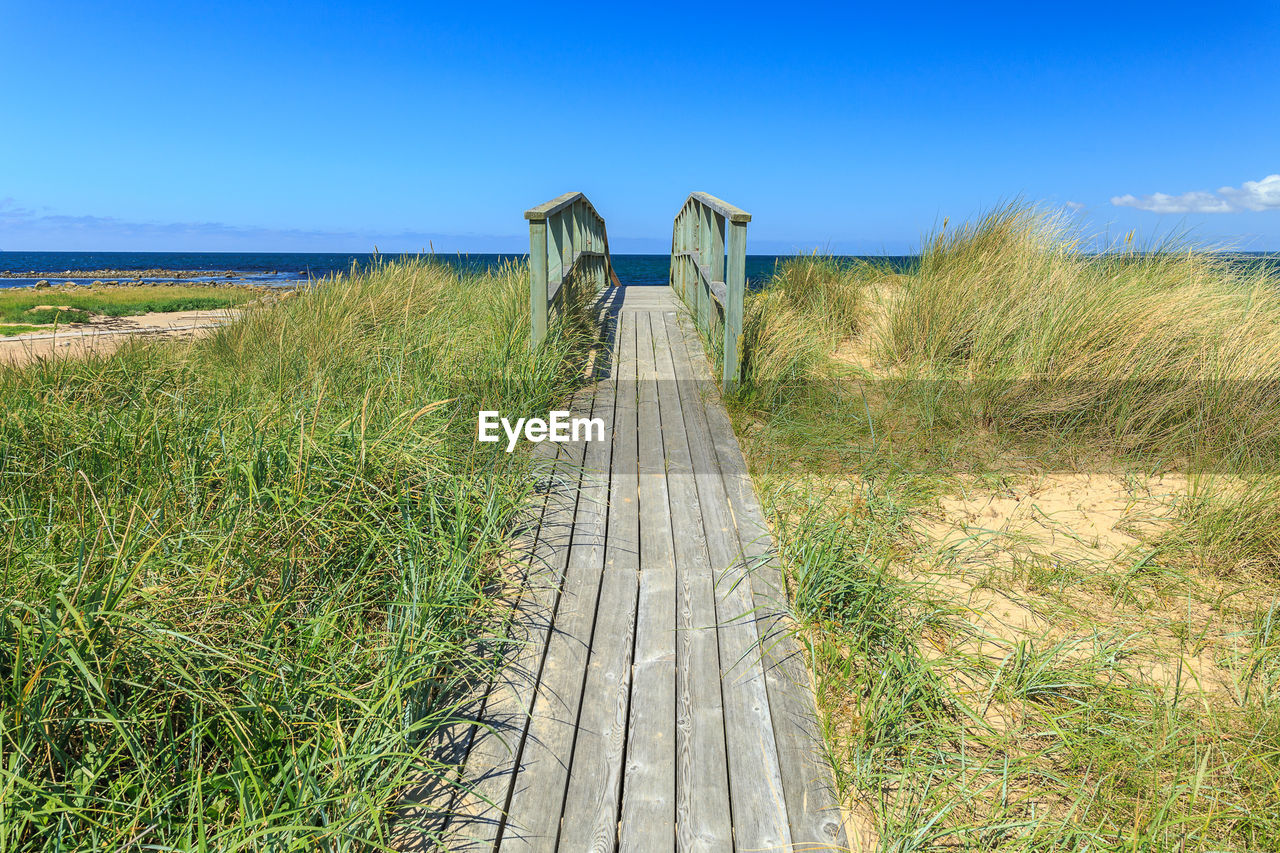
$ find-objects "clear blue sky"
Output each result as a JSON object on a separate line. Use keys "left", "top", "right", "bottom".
{"left": 2, "top": 1, "right": 1278, "bottom": 253}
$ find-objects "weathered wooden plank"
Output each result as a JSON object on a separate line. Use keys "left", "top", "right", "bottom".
{"left": 498, "top": 312, "right": 620, "bottom": 851}
{"left": 707, "top": 212, "right": 725, "bottom": 288}
{"left": 559, "top": 311, "right": 641, "bottom": 851}
{"left": 619, "top": 311, "right": 677, "bottom": 852}
{"left": 529, "top": 219, "right": 549, "bottom": 349}
{"left": 674, "top": 317, "right": 849, "bottom": 849}
{"left": 687, "top": 191, "right": 752, "bottom": 224}
{"left": 430, "top": 379, "right": 592, "bottom": 851}
{"left": 665, "top": 312, "right": 793, "bottom": 853}
{"left": 707, "top": 279, "right": 727, "bottom": 308}
{"left": 618, "top": 288, "right": 679, "bottom": 314}
{"left": 549, "top": 212, "right": 565, "bottom": 292}
{"left": 685, "top": 218, "right": 696, "bottom": 308}
{"left": 525, "top": 191, "right": 589, "bottom": 221}
{"left": 559, "top": 214, "right": 573, "bottom": 288}
{"left": 696, "top": 208, "right": 713, "bottom": 334}
{"left": 653, "top": 312, "right": 733, "bottom": 852}
{"left": 548, "top": 251, "right": 612, "bottom": 305}
{"left": 669, "top": 254, "right": 725, "bottom": 302}
{"left": 722, "top": 220, "right": 747, "bottom": 391}
{"left": 669, "top": 214, "right": 681, "bottom": 302}
{"left": 676, "top": 213, "right": 689, "bottom": 303}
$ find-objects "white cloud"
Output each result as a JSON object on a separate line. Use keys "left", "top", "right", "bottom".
{"left": 1112, "top": 174, "right": 1280, "bottom": 214}
{"left": 1219, "top": 174, "right": 1280, "bottom": 211}
{"left": 1064, "top": 201, "right": 1085, "bottom": 211}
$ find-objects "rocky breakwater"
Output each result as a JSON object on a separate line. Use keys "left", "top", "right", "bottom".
{"left": 7, "top": 269, "right": 310, "bottom": 282}
{"left": 30, "top": 280, "right": 286, "bottom": 297}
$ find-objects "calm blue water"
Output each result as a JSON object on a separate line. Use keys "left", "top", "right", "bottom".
{"left": 0, "top": 252, "right": 912, "bottom": 290}
{"left": 1, "top": 251, "right": 1276, "bottom": 290}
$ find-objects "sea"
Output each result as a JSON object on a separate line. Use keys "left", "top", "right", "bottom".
{"left": 1, "top": 252, "right": 1277, "bottom": 290}
{"left": 0, "top": 252, "right": 905, "bottom": 290}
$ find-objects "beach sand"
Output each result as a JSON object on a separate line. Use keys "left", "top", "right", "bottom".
{"left": 0, "top": 309, "right": 237, "bottom": 366}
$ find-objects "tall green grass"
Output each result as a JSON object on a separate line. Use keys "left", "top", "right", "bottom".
{"left": 0, "top": 258, "right": 596, "bottom": 850}
{"left": 737, "top": 254, "right": 873, "bottom": 401}
{"left": 882, "top": 204, "right": 1280, "bottom": 464}
{"left": 0, "top": 285, "right": 254, "bottom": 324}
{"left": 731, "top": 204, "right": 1280, "bottom": 849}
{"left": 740, "top": 204, "right": 1280, "bottom": 466}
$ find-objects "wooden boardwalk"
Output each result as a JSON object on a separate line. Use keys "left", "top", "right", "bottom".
{"left": 422, "top": 285, "right": 846, "bottom": 852}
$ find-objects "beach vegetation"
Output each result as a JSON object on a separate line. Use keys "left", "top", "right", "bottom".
{"left": 0, "top": 323, "right": 51, "bottom": 337}
{"left": 0, "top": 284, "right": 257, "bottom": 329}
{"left": 0, "top": 258, "right": 597, "bottom": 850}
{"left": 731, "top": 203, "right": 1280, "bottom": 850}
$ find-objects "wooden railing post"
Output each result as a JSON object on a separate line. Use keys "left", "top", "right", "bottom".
{"left": 723, "top": 219, "right": 747, "bottom": 390}
{"left": 529, "top": 217, "right": 549, "bottom": 349}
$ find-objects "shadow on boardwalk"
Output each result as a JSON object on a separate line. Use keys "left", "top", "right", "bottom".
{"left": 398, "top": 285, "right": 848, "bottom": 852}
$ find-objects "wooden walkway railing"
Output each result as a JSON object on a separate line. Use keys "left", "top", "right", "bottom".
{"left": 525, "top": 192, "right": 619, "bottom": 348}
{"left": 669, "top": 193, "right": 751, "bottom": 391}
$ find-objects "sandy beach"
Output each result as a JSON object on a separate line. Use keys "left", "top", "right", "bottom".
{"left": 0, "top": 308, "right": 237, "bottom": 366}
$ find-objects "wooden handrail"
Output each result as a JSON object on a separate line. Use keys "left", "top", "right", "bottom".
{"left": 688, "top": 192, "right": 752, "bottom": 224}
{"left": 525, "top": 191, "right": 599, "bottom": 222}
{"left": 526, "top": 192, "right": 618, "bottom": 348}
{"left": 669, "top": 193, "right": 750, "bottom": 391}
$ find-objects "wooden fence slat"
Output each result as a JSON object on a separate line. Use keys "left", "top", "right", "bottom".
{"left": 708, "top": 212, "right": 725, "bottom": 289}
{"left": 723, "top": 220, "right": 747, "bottom": 390}
{"left": 697, "top": 206, "right": 712, "bottom": 333}
{"left": 529, "top": 219, "right": 549, "bottom": 348}
{"left": 549, "top": 211, "right": 564, "bottom": 286}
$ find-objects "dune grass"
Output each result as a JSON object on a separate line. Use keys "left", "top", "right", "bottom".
{"left": 883, "top": 206, "right": 1280, "bottom": 465}
{"left": 0, "top": 323, "right": 48, "bottom": 337}
{"left": 732, "top": 254, "right": 870, "bottom": 400}
{"left": 0, "top": 284, "right": 254, "bottom": 326}
{"left": 729, "top": 205, "right": 1280, "bottom": 850}
{"left": 0, "top": 258, "right": 597, "bottom": 850}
